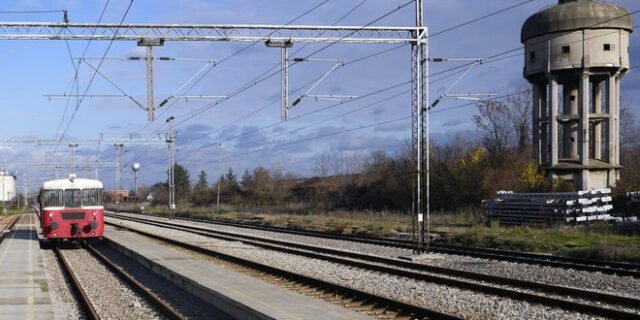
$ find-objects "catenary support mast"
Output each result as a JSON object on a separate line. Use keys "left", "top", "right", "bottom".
{"left": 411, "top": 0, "right": 428, "bottom": 253}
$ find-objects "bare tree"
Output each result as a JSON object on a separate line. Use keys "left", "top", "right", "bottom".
{"left": 313, "top": 153, "right": 332, "bottom": 177}
{"left": 473, "top": 100, "right": 513, "bottom": 154}
{"left": 505, "top": 89, "right": 531, "bottom": 152}
{"left": 620, "top": 106, "right": 638, "bottom": 150}
{"left": 473, "top": 90, "right": 531, "bottom": 154}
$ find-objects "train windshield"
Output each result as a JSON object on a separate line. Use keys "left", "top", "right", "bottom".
{"left": 64, "top": 189, "right": 82, "bottom": 208}
{"left": 41, "top": 190, "right": 63, "bottom": 207}
{"left": 82, "top": 188, "right": 103, "bottom": 206}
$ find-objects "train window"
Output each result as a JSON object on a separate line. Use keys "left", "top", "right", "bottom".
{"left": 64, "top": 189, "right": 82, "bottom": 208}
{"left": 82, "top": 188, "right": 103, "bottom": 206}
{"left": 41, "top": 190, "right": 63, "bottom": 207}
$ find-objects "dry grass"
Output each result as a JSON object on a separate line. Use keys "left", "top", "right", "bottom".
{"left": 109, "top": 203, "right": 640, "bottom": 263}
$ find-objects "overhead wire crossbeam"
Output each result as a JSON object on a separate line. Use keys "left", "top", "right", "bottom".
{"left": 0, "top": 23, "right": 415, "bottom": 43}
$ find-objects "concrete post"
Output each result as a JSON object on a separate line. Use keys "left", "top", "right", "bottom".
{"left": 579, "top": 72, "right": 590, "bottom": 190}
{"left": 549, "top": 77, "right": 559, "bottom": 167}
{"left": 540, "top": 84, "right": 548, "bottom": 164}
{"left": 593, "top": 79, "right": 602, "bottom": 160}
{"left": 532, "top": 84, "right": 541, "bottom": 163}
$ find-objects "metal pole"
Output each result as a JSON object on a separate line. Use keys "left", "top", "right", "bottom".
{"left": 282, "top": 46, "right": 289, "bottom": 121}
{"left": 145, "top": 46, "right": 155, "bottom": 121}
{"left": 166, "top": 117, "right": 175, "bottom": 219}
{"left": 423, "top": 27, "right": 430, "bottom": 253}
{"left": 22, "top": 173, "right": 26, "bottom": 208}
{"left": 2, "top": 160, "right": 5, "bottom": 207}
{"left": 134, "top": 170, "right": 138, "bottom": 205}
{"left": 411, "top": 0, "right": 428, "bottom": 254}
{"left": 216, "top": 143, "right": 223, "bottom": 210}
{"left": 114, "top": 144, "right": 124, "bottom": 207}
{"left": 68, "top": 144, "right": 78, "bottom": 172}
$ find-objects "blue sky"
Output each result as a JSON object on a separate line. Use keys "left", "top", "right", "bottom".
{"left": 0, "top": 0, "right": 638, "bottom": 191}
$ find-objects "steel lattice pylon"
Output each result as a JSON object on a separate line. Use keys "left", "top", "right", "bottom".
{"left": 411, "top": 0, "right": 428, "bottom": 254}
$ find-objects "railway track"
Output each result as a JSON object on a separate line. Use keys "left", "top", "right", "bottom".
{"left": 53, "top": 247, "right": 100, "bottom": 320}
{"left": 110, "top": 211, "right": 640, "bottom": 277}
{"left": 0, "top": 214, "right": 19, "bottom": 237}
{"left": 53, "top": 244, "right": 185, "bottom": 320}
{"left": 107, "top": 213, "right": 640, "bottom": 319}
{"left": 0, "top": 214, "right": 20, "bottom": 248}
{"left": 105, "top": 221, "right": 463, "bottom": 320}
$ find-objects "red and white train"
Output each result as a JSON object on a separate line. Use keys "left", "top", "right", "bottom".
{"left": 39, "top": 174, "right": 104, "bottom": 240}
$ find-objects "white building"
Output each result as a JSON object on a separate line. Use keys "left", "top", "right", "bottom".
{"left": 0, "top": 171, "right": 16, "bottom": 202}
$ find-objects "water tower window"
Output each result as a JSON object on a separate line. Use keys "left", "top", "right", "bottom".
{"left": 530, "top": 51, "right": 535, "bottom": 61}
{"left": 603, "top": 43, "right": 613, "bottom": 51}
{"left": 562, "top": 46, "right": 570, "bottom": 54}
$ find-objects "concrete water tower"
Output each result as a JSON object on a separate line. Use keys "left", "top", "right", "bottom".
{"left": 522, "top": 0, "right": 633, "bottom": 191}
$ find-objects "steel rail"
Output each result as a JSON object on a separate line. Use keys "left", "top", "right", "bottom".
{"left": 106, "top": 213, "right": 640, "bottom": 308}
{"left": 103, "top": 223, "right": 463, "bottom": 320}
{"left": 0, "top": 215, "right": 19, "bottom": 246}
{"left": 84, "top": 243, "right": 186, "bottom": 320}
{"left": 106, "top": 214, "right": 640, "bottom": 318}
{"left": 112, "top": 211, "right": 640, "bottom": 275}
{"left": 53, "top": 247, "right": 100, "bottom": 320}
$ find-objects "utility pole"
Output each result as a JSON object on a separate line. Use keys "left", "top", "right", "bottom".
{"left": 166, "top": 116, "right": 176, "bottom": 219}
{"left": 114, "top": 144, "right": 124, "bottom": 207}
{"left": 216, "top": 143, "right": 223, "bottom": 210}
{"left": 411, "top": 0, "right": 428, "bottom": 254}
{"left": 22, "top": 173, "right": 27, "bottom": 209}
{"left": 2, "top": 160, "right": 6, "bottom": 208}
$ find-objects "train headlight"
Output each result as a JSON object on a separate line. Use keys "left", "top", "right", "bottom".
{"left": 92, "top": 210, "right": 98, "bottom": 216}
{"left": 48, "top": 212, "right": 55, "bottom": 218}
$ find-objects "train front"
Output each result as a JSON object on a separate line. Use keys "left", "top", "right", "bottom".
{"left": 40, "top": 175, "right": 104, "bottom": 240}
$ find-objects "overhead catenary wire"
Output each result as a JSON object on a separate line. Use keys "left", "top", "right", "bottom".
{"left": 94, "top": 0, "right": 334, "bottom": 166}
{"left": 55, "top": 0, "right": 133, "bottom": 150}
{"left": 114, "top": 0, "right": 400, "bottom": 160}
{"left": 135, "top": 0, "right": 544, "bottom": 145}
{"left": 121, "top": 3, "right": 640, "bottom": 174}
{"left": 173, "top": 51, "right": 524, "bottom": 159}
{"left": 172, "top": 62, "right": 504, "bottom": 163}
{"left": 139, "top": 0, "right": 332, "bottom": 132}
{"left": 202, "top": 67, "right": 473, "bottom": 157}
{"left": 54, "top": 0, "right": 111, "bottom": 141}
{"left": 180, "top": 89, "right": 542, "bottom": 167}
{"left": 149, "top": 0, "right": 415, "bottom": 135}
{"left": 119, "top": 0, "right": 537, "bottom": 155}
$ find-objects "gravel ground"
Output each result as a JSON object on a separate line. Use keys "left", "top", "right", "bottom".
{"left": 41, "top": 247, "right": 83, "bottom": 320}
{"left": 106, "top": 218, "right": 608, "bottom": 320}
{"left": 61, "top": 247, "right": 166, "bottom": 320}
{"left": 92, "top": 242, "right": 234, "bottom": 320}
{"left": 110, "top": 212, "right": 640, "bottom": 300}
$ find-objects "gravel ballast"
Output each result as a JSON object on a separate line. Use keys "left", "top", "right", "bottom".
{"left": 61, "top": 247, "right": 166, "bottom": 320}
{"left": 106, "top": 216, "right": 612, "bottom": 320}
{"left": 110, "top": 212, "right": 640, "bottom": 299}
{"left": 41, "top": 245, "right": 83, "bottom": 320}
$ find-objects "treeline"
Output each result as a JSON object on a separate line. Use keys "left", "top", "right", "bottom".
{"left": 141, "top": 90, "right": 640, "bottom": 213}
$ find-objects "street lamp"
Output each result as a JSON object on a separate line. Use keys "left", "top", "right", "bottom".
{"left": 132, "top": 162, "right": 141, "bottom": 206}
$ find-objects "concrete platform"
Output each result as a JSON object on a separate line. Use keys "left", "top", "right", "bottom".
{"left": 0, "top": 214, "right": 53, "bottom": 320}
{"left": 105, "top": 225, "right": 370, "bottom": 320}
